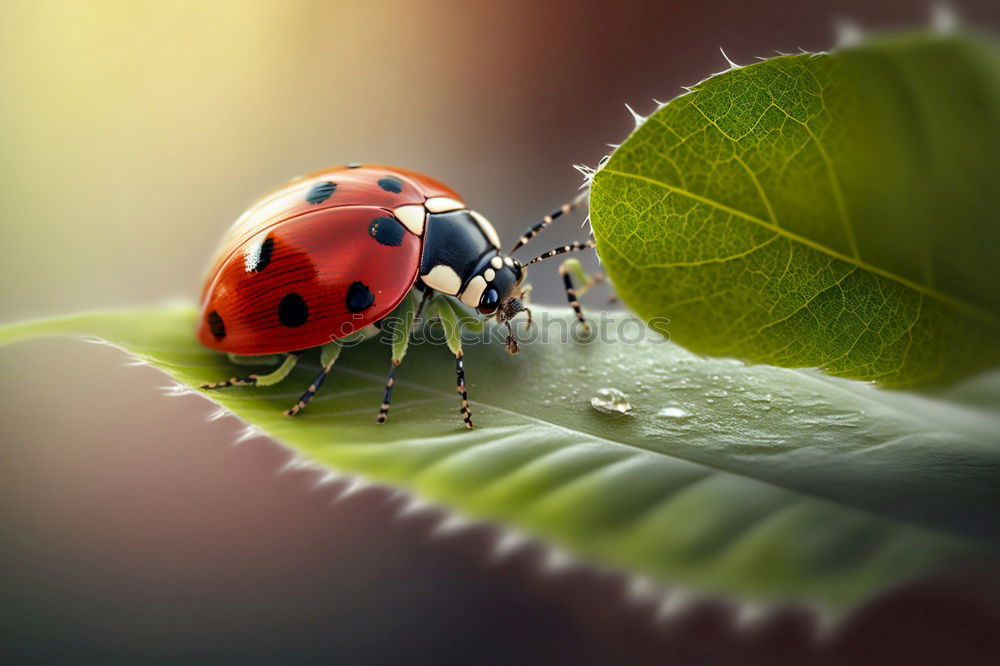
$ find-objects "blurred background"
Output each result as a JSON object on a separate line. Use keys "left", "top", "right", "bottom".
{"left": 2, "top": 1, "right": 999, "bottom": 664}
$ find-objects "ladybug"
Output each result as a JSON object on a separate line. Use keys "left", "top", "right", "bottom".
{"left": 198, "top": 164, "right": 598, "bottom": 428}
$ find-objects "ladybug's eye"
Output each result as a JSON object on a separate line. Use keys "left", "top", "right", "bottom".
{"left": 478, "top": 287, "right": 500, "bottom": 314}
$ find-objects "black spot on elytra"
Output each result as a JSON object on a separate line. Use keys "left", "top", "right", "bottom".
{"left": 246, "top": 236, "right": 274, "bottom": 272}
{"left": 346, "top": 281, "right": 375, "bottom": 313}
{"left": 369, "top": 216, "right": 405, "bottom": 247}
{"left": 278, "top": 293, "right": 309, "bottom": 327}
{"left": 208, "top": 311, "right": 226, "bottom": 339}
{"left": 306, "top": 181, "right": 336, "bottom": 204}
{"left": 378, "top": 176, "right": 403, "bottom": 194}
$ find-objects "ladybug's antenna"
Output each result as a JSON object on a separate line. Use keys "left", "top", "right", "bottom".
{"left": 510, "top": 191, "right": 589, "bottom": 254}
{"left": 525, "top": 239, "right": 596, "bottom": 266}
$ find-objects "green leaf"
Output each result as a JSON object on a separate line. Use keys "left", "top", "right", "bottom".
{"left": 2, "top": 304, "right": 998, "bottom": 615}
{"left": 590, "top": 30, "right": 1000, "bottom": 388}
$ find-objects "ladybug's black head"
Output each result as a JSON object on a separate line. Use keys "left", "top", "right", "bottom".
{"left": 475, "top": 257, "right": 525, "bottom": 315}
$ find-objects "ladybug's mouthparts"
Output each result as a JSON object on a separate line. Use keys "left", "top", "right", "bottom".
{"left": 497, "top": 297, "right": 531, "bottom": 355}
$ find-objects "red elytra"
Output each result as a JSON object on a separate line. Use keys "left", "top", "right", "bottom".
{"left": 197, "top": 164, "right": 463, "bottom": 355}
{"left": 196, "top": 162, "right": 597, "bottom": 426}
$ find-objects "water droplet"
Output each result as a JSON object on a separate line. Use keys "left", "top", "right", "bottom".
{"left": 656, "top": 406, "right": 690, "bottom": 419}
{"left": 706, "top": 389, "right": 729, "bottom": 398}
{"left": 590, "top": 388, "right": 632, "bottom": 415}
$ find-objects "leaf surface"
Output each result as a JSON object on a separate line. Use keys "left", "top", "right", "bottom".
{"left": 2, "top": 304, "right": 999, "bottom": 613}
{"left": 590, "top": 31, "right": 1000, "bottom": 387}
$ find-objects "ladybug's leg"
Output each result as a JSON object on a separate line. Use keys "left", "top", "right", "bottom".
{"left": 377, "top": 290, "right": 432, "bottom": 425}
{"left": 559, "top": 257, "right": 606, "bottom": 333}
{"left": 455, "top": 352, "right": 473, "bottom": 429}
{"left": 284, "top": 343, "right": 341, "bottom": 417}
{"left": 201, "top": 353, "right": 299, "bottom": 390}
{"left": 432, "top": 297, "right": 475, "bottom": 429}
{"left": 509, "top": 191, "right": 588, "bottom": 253}
{"left": 522, "top": 239, "right": 610, "bottom": 327}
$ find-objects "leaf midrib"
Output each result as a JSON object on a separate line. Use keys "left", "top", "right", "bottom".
{"left": 598, "top": 168, "right": 1000, "bottom": 327}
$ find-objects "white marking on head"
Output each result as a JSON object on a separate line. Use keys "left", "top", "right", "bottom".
{"left": 483, "top": 268, "right": 495, "bottom": 282}
{"left": 504, "top": 256, "right": 514, "bottom": 267}
{"left": 490, "top": 256, "right": 503, "bottom": 269}
{"left": 460, "top": 275, "right": 487, "bottom": 308}
{"left": 425, "top": 197, "right": 465, "bottom": 213}
{"left": 470, "top": 210, "right": 501, "bottom": 249}
{"left": 422, "top": 264, "right": 462, "bottom": 295}
{"left": 394, "top": 205, "right": 426, "bottom": 235}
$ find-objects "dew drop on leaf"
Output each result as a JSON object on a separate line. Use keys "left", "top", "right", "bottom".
{"left": 590, "top": 388, "right": 632, "bottom": 415}
{"left": 656, "top": 406, "right": 691, "bottom": 419}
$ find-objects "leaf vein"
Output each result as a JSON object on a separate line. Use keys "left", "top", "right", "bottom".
{"left": 600, "top": 168, "right": 1000, "bottom": 326}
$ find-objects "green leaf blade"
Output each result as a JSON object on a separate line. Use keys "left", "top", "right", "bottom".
{"left": 591, "top": 31, "right": 1000, "bottom": 387}
{"left": 3, "top": 304, "right": 998, "bottom": 614}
